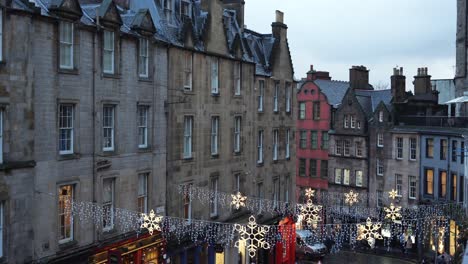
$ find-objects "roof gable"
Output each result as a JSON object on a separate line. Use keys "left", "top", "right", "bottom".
{"left": 99, "top": 0, "right": 123, "bottom": 27}
{"left": 131, "top": 9, "right": 156, "bottom": 35}
{"left": 49, "top": 0, "right": 83, "bottom": 20}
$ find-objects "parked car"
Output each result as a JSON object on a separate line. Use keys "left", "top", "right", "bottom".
{"left": 295, "top": 230, "right": 327, "bottom": 260}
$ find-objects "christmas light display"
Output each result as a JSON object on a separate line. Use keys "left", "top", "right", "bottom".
{"left": 344, "top": 190, "right": 359, "bottom": 206}
{"left": 357, "top": 217, "right": 383, "bottom": 248}
{"left": 141, "top": 209, "right": 163, "bottom": 235}
{"left": 231, "top": 192, "right": 247, "bottom": 210}
{"left": 234, "top": 215, "right": 270, "bottom": 258}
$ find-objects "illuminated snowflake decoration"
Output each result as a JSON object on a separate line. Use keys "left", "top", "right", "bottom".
{"left": 344, "top": 190, "right": 359, "bottom": 206}
{"left": 357, "top": 217, "right": 383, "bottom": 247}
{"left": 388, "top": 189, "right": 398, "bottom": 200}
{"left": 140, "top": 209, "right": 163, "bottom": 235}
{"left": 384, "top": 203, "right": 402, "bottom": 222}
{"left": 299, "top": 199, "right": 322, "bottom": 225}
{"left": 235, "top": 215, "right": 270, "bottom": 258}
{"left": 305, "top": 188, "right": 315, "bottom": 198}
{"left": 231, "top": 192, "right": 247, "bottom": 210}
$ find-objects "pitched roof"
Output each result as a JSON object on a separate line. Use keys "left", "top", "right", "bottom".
{"left": 313, "top": 79, "right": 349, "bottom": 108}
{"left": 354, "top": 89, "right": 392, "bottom": 116}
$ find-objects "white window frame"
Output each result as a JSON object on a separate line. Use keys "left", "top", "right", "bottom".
{"left": 273, "top": 129, "right": 278, "bottom": 161}
{"left": 257, "top": 130, "right": 264, "bottom": 164}
{"left": 299, "top": 102, "right": 306, "bottom": 120}
{"left": 396, "top": 137, "right": 403, "bottom": 159}
{"left": 335, "top": 168, "right": 342, "bottom": 184}
{"left": 409, "top": 176, "right": 416, "bottom": 199}
{"left": 343, "top": 169, "right": 350, "bottom": 185}
{"left": 335, "top": 140, "right": 343, "bottom": 155}
{"left": 234, "top": 116, "right": 241, "bottom": 153}
{"left": 258, "top": 80, "right": 264, "bottom": 112}
{"left": 285, "top": 83, "right": 291, "bottom": 113}
{"left": 211, "top": 116, "right": 219, "bottom": 155}
{"left": 59, "top": 21, "right": 74, "bottom": 69}
{"left": 273, "top": 178, "right": 279, "bottom": 207}
{"left": 377, "top": 158, "right": 384, "bottom": 176}
{"left": 344, "top": 115, "right": 349, "bottom": 128}
{"left": 102, "top": 178, "right": 115, "bottom": 231}
{"left": 350, "top": 115, "right": 355, "bottom": 128}
{"left": 211, "top": 58, "right": 219, "bottom": 95}
{"left": 59, "top": 104, "right": 74, "bottom": 155}
{"left": 286, "top": 129, "right": 290, "bottom": 159}
{"left": 356, "top": 170, "right": 363, "bottom": 187}
{"left": 138, "top": 38, "right": 149, "bottom": 78}
{"left": 273, "top": 82, "right": 279, "bottom": 112}
{"left": 396, "top": 174, "right": 403, "bottom": 197}
{"left": 58, "top": 185, "right": 74, "bottom": 244}
{"left": 138, "top": 106, "right": 148, "bottom": 149}
{"left": 410, "top": 138, "right": 417, "bottom": 161}
{"left": 210, "top": 178, "right": 218, "bottom": 217}
{"left": 377, "top": 133, "right": 384, "bottom": 147}
{"left": 344, "top": 140, "right": 351, "bottom": 156}
{"left": 234, "top": 61, "right": 241, "bottom": 95}
{"left": 183, "top": 116, "right": 193, "bottom": 159}
{"left": 235, "top": 173, "right": 241, "bottom": 193}
{"left": 138, "top": 173, "right": 148, "bottom": 214}
{"left": 184, "top": 52, "right": 193, "bottom": 91}
{"left": 356, "top": 142, "right": 363, "bottom": 157}
{"left": 357, "top": 121, "right": 361, "bottom": 129}
{"left": 102, "top": 105, "right": 115, "bottom": 151}
{"left": 103, "top": 31, "right": 115, "bottom": 74}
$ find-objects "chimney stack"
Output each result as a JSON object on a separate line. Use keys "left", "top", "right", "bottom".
{"left": 349, "top": 65, "right": 370, "bottom": 90}
{"left": 275, "top": 10, "right": 284, "bottom": 23}
{"left": 307, "top": 65, "right": 331, "bottom": 81}
{"left": 413, "top": 67, "right": 432, "bottom": 95}
{"left": 391, "top": 67, "right": 406, "bottom": 103}
{"left": 272, "top": 10, "right": 288, "bottom": 40}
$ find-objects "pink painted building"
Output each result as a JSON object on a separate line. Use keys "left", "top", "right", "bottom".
{"left": 296, "top": 66, "right": 348, "bottom": 202}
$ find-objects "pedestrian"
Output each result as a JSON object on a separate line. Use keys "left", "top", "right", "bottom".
{"left": 399, "top": 233, "right": 406, "bottom": 254}
{"left": 405, "top": 234, "right": 413, "bottom": 254}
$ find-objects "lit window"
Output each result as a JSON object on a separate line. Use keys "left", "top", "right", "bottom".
{"left": 183, "top": 116, "right": 193, "bottom": 158}
{"left": 440, "top": 171, "right": 447, "bottom": 198}
{"left": 102, "top": 178, "right": 115, "bottom": 231}
{"left": 211, "top": 116, "right": 219, "bottom": 155}
{"left": 59, "top": 104, "right": 74, "bottom": 155}
{"left": 211, "top": 58, "right": 219, "bottom": 95}
{"left": 102, "top": 105, "right": 115, "bottom": 151}
{"left": 58, "top": 185, "right": 73, "bottom": 243}
{"left": 451, "top": 174, "right": 457, "bottom": 201}
{"left": 139, "top": 38, "right": 149, "bottom": 78}
{"left": 425, "top": 169, "right": 434, "bottom": 195}
{"left": 184, "top": 52, "right": 192, "bottom": 91}
{"left": 257, "top": 130, "right": 264, "bottom": 163}
{"left": 426, "top": 138, "right": 434, "bottom": 158}
{"left": 138, "top": 173, "right": 148, "bottom": 214}
{"left": 59, "top": 21, "right": 73, "bottom": 69}
{"left": 138, "top": 106, "right": 149, "bottom": 148}
{"left": 234, "top": 116, "right": 241, "bottom": 153}
{"left": 334, "top": 168, "right": 342, "bottom": 184}
{"left": 210, "top": 178, "right": 218, "bottom": 217}
{"left": 103, "top": 31, "right": 115, "bottom": 74}
{"left": 273, "top": 129, "right": 278, "bottom": 161}
{"left": 258, "top": 80, "right": 264, "bottom": 112}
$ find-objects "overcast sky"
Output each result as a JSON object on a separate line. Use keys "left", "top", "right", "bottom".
{"left": 244, "top": 0, "right": 456, "bottom": 89}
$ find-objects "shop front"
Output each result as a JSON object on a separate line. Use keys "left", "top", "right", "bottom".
{"left": 90, "top": 233, "right": 167, "bottom": 264}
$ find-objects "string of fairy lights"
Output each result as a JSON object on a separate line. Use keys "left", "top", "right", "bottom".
{"left": 67, "top": 185, "right": 463, "bottom": 258}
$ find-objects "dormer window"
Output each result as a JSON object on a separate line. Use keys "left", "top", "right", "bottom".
{"left": 59, "top": 21, "right": 74, "bottom": 69}
{"left": 162, "top": 0, "right": 174, "bottom": 25}
{"left": 379, "top": 111, "right": 383, "bottom": 122}
{"left": 181, "top": 0, "right": 192, "bottom": 18}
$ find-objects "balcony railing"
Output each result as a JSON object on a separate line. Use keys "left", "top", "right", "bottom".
{"left": 396, "top": 115, "right": 468, "bottom": 128}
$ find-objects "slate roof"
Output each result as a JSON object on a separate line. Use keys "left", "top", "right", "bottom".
{"left": 391, "top": 126, "right": 468, "bottom": 136}
{"left": 16, "top": 0, "right": 280, "bottom": 76}
{"left": 354, "top": 89, "right": 392, "bottom": 117}
{"left": 313, "top": 79, "right": 349, "bottom": 108}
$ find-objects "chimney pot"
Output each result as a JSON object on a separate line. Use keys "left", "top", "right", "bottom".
{"left": 276, "top": 10, "right": 284, "bottom": 23}
{"left": 310, "top": 65, "right": 314, "bottom": 71}
{"left": 400, "top": 67, "right": 403, "bottom": 75}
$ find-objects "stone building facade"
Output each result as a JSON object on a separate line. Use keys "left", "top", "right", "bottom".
{"left": 456, "top": 0, "right": 468, "bottom": 101}
{"left": 1, "top": 0, "right": 168, "bottom": 262}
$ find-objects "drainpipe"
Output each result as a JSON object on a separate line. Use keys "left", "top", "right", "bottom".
{"left": 92, "top": 20, "right": 98, "bottom": 244}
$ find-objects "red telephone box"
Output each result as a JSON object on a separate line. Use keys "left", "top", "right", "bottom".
{"left": 275, "top": 216, "right": 296, "bottom": 264}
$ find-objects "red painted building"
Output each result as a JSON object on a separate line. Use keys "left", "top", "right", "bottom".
{"left": 296, "top": 66, "right": 348, "bottom": 202}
